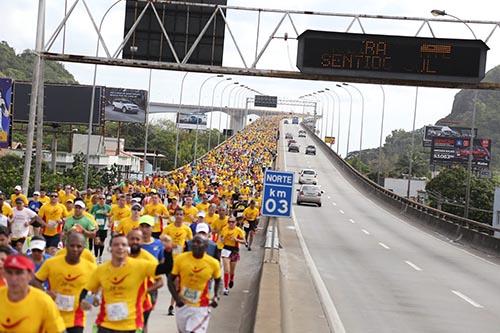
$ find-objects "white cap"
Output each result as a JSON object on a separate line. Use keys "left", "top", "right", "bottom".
{"left": 74, "top": 201, "right": 86, "bottom": 209}
{"left": 14, "top": 185, "right": 22, "bottom": 191}
{"left": 197, "top": 211, "right": 206, "bottom": 218}
{"left": 30, "top": 239, "right": 46, "bottom": 251}
{"left": 33, "top": 191, "right": 40, "bottom": 196}
{"left": 131, "top": 197, "right": 142, "bottom": 203}
{"left": 196, "top": 223, "right": 210, "bottom": 234}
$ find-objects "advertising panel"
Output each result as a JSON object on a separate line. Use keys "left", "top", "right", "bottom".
{"left": 423, "top": 125, "right": 478, "bottom": 147}
{"left": 0, "top": 78, "right": 12, "bottom": 148}
{"left": 13, "top": 82, "right": 103, "bottom": 125}
{"left": 254, "top": 95, "right": 278, "bottom": 108}
{"left": 324, "top": 136, "right": 335, "bottom": 144}
{"left": 431, "top": 137, "right": 491, "bottom": 168}
{"left": 104, "top": 87, "right": 147, "bottom": 123}
{"left": 176, "top": 112, "right": 208, "bottom": 130}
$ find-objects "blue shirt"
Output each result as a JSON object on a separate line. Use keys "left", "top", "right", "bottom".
{"left": 141, "top": 238, "right": 165, "bottom": 262}
{"left": 28, "top": 200, "right": 43, "bottom": 214}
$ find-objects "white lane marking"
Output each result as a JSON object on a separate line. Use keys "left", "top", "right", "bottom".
{"left": 339, "top": 210, "right": 345, "bottom": 214}
{"left": 378, "top": 242, "right": 390, "bottom": 250}
{"left": 361, "top": 229, "right": 370, "bottom": 235}
{"left": 332, "top": 202, "right": 337, "bottom": 206}
{"left": 327, "top": 195, "right": 331, "bottom": 199}
{"left": 405, "top": 261, "right": 422, "bottom": 271}
{"left": 451, "top": 290, "right": 484, "bottom": 308}
{"left": 349, "top": 219, "right": 355, "bottom": 224}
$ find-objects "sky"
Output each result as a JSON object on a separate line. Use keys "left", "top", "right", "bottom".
{"left": 2, "top": 0, "right": 500, "bottom": 156}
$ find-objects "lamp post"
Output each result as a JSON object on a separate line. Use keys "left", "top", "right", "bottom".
{"left": 193, "top": 74, "right": 223, "bottom": 164}
{"left": 226, "top": 83, "right": 242, "bottom": 139}
{"left": 83, "top": 0, "right": 123, "bottom": 189}
{"left": 377, "top": 85, "right": 386, "bottom": 185}
{"left": 336, "top": 84, "right": 353, "bottom": 157}
{"left": 431, "top": 9, "right": 478, "bottom": 217}
{"left": 324, "top": 88, "right": 339, "bottom": 149}
{"left": 208, "top": 77, "right": 231, "bottom": 150}
{"left": 343, "top": 83, "right": 365, "bottom": 160}
{"left": 174, "top": 72, "right": 189, "bottom": 169}
{"left": 218, "top": 82, "right": 238, "bottom": 144}
{"left": 407, "top": 87, "right": 419, "bottom": 199}
{"left": 317, "top": 90, "right": 329, "bottom": 140}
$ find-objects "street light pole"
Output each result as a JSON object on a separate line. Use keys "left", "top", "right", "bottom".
{"left": 226, "top": 84, "right": 241, "bottom": 139}
{"left": 142, "top": 68, "right": 153, "bottom": 180}
{"left": 324, "top": 88, "right": 339, "bottom": 149}
{"left": 83, "top": 0, "right": 123, "bottom": 189}
{"left": 344, "top": 83, "right": 365, "bottom": 160}
{"left": 174, "top": 72, "right": 189, "bottom": 169}
{"left": 337, "top": 84, "right": 353, "bottom": 157}
{"left": 208, "top": 78, "right": 231, "bottom": 150}
{"left": 218, "top": 82, "right": 237, "bottom": 145}
{"left": 377, "top": 85, "right": 386, "bottom": 186}
{"left": 407, "top": 87, "right": 419, "bottom": 199}
{"left": 431, "top": 9, "right": 478, "bottom": 217}
{"left": 193, "top": 74, "right": 223, "bottom": 164}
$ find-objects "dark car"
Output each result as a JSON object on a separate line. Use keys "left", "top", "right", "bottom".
{"left": 285, "top": 133, "right": 293, "bottom": 140}
{"left": 288, "top": 143, "right": 299, "bottom": 152}
{"left": 305, "top": 145, "right": 316, "bottom": 155}
{"left": 284, "top": 120, "right": 289, "bottom": 124}
{"left": 298, "top": 130, "right": 306, "bottom": 138}
{"left": 287, "top": 139, "right": 297, "bottom": 147}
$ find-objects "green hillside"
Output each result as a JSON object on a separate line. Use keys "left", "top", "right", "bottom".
{"left": 0, "top": 41, "right": 77, "bottom": 83}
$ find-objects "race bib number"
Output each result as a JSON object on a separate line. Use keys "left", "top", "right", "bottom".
{"left": 47, "top": 220, "right": 58, "bottom": 229}
{"left": 243, "top": 222, "right": 250, "bottom": 228}
{"left": 106, "top": 302, "right": 129, "bottom": 321}
{"left": 182, "top": 287, "right": 201, "bottom": 304}
{"left": 55, "top": 293, "right": 75, "bottom": 312}
{"left": 96, "top": 218, "right": 105, "bottom": 226}
{"left": 221, "top": 249, "right": 232, "bottom": 258}
{"left": 11, "top": 223, "right": 25, "bottom": 237}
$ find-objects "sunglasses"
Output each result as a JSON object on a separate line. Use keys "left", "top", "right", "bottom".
{"left": 132, "top": 208, "right": 141, "bottom": 211}
{"left": 50, "top": 195, "right": 58, "bottom": 198}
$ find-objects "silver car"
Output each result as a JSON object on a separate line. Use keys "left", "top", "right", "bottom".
{"left": 296, "top": 185, "right": 324, "bottom": 207}
{"left": 298, "top": 168, "right": 317, "bottom": 184}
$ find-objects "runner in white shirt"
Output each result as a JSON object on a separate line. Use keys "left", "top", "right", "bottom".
{"left": 10, "top": 198, "right": 38, "bottom": 251}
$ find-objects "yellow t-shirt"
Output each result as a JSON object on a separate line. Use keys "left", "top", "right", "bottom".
{"left": 182, "top": 205, "right": 198, "bottom": 224}
{"left": 212, "top": 216, "right": 229, "bottom": 233}
{"left": 56, "top": 248, "right": 96, "bottom": 264}
{"left": 116, "top": 217, "right": 140, "bottom": 235}
{"left": 110, "top": 205, "right": 131, "bottom": 227}
{"left": 85, "top": 257, "right": 157, "bottom": 331}
{"left": 10, "top": 193, "right": 28, "bottom": 206}
{"left": 35, "top": 255, "right": 97, "bottom": 328}
{"left": 60, "top": 193, "right": 76, "bottom": 205}
{"left": 39, "top": 203, "right": 68, "bottom": 236}
{"left": 0, "top": 286, "right": 66, "bottom": 333}
{"left": 218, "top": 226, "right": 245, "bottom": 248}
{"left": 204, "top": 213, "right": 219, "bottom": 226}
{"left": 171, "top": 252, "right": 221, "bottom": 307}
{"left": 243, "top": 207, "right": 260, "bottom": 221}
{"left": 39, "top": 195, "right": 50, "bottom": 205}
{"left": 195, "top": 202, "right": 210, "bottom": 213}
{"left": 161, "top": 223, "right": 193, "bottom": 256}
{"left": 144, "top": 203, "right": 169, "bottom": 233}
{"left": 1, "top": 203, "right": 13, "bottom": 218}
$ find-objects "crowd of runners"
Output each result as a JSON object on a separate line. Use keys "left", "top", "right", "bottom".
{"left": 0, "top": 117, "right": 279, "bottom": 333}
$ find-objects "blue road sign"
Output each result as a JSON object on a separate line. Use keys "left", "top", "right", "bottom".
{"left": 262, "top": 170, "right": 294, "bottom": 218}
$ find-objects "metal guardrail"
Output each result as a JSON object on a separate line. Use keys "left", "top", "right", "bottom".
{"left": 301, "top": 124, "right": 500, "bottom": 237}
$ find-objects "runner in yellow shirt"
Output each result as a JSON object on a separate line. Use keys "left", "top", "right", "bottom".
{"left": 195, "top": 194, "right": 210, "bottom": 213}
{"left": 115, "top": 203, "right": 141, "bottom": 236}
{"left": 161, "top": 208, "right": 193, "bottom": 257}
{"left": 79, "top": 234, "right": 173, "bottom": 332}
{"left": 242, "top": 200, "right": 260, "bottom": 251}
{"left": 211, "top": 206, "right": 229, "bottom": 242}
{"left": 10, "top": 185, "right": 28, "bottom": 206}
{"left": 144, "top": 193, "right": 169, "bottom": 238}
{"left": 110, "top": 195, "right": 131, "bottom": 231}
{"left": 0, "top": 254, "right": 66, "bottom": 333}
{"left": 204, "top": 204, "right": 219, "bottom": 227}
{"left": 218, "top": 216, "right": 246, "bottom": 295}
{"left": 34, "top": 232, "right": 97, "bottom": 333}
{"left": 168, "top": 234, "right": 221, "bottom": 333}
{"left": 38, "top": 192, "right": 68, "bottom": 251}
{"left": 181, "top": 196, "right": 198, "bottom": 224}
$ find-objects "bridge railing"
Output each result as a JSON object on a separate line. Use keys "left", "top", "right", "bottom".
{"left": 301, "top": 123, "right": 500, "bottom": 254}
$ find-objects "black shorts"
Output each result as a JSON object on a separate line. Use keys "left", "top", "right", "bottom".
{"left": 244, "top": 220, "right": 258, "bottom": 233}
{"left": 143, "top": 309, "right": 152, "bottom": 326}
{"left": 96, "top": 229, "right": 108, "bottom": 242}
{"left": 44, "top": 234, "right": 60, "bottom": 248}
{"left": 97, "top": 327, "right": 135, "bottom": 333}
{"left": 66, "top": 327, "right": 83, "bottom": 333}
{"left": 152, "top": 232, "right": 162, "bottom": 239}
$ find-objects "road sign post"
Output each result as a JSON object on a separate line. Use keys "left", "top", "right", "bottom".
{"left": 262, "top": 170, "right": 294, "bottom": 218}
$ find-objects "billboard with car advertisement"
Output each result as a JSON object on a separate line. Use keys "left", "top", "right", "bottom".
{"left": 176, "top": 112, "right": 208, "bottom": 130}
{"left": 0, "top": 78, "right": 12, "bottom": 148}
{"left": 104, "top": 87, "right": 147, "bottom": 123}
{"left": 431, "top": 137, "right": 491, "bottom": 168}
{"left": 423, "top": 125, "right": 478, "bottom": 147}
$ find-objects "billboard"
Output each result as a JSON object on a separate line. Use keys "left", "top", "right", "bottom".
{"left": 176, "top": 112, "right": 207, "bottom": 129}
{"left": 431, "top": 137, "right": 491, "bottom": 168}
{"left": 13, "top": 82, "right": 103, "bottom": 125}
{"left": 254, "top": 95, "right": 278, "bottom": 108}
{"left": 0, "top": 78, "right": 13, "bottom": 148}
{"left": 123, "top": 0, "right": 227, "bottom": 65}
{"left": 423, "top": 125, "right": 478, "bottom": 147}
{"left": 104, "top": 87, "right": 147, "bottom": 123}
{"left": 324, "top": 136, "right": 335, "bottom": 144}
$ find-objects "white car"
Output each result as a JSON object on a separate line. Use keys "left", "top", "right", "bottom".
{"left": 112, "top": 99, "right": 140, "bottom": 114}
{"left": 298, "top": 168, "right": 317, "bottom": 185}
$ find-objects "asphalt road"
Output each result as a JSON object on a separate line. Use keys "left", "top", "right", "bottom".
{"left": 282, "top": 123, "right": 500, "bottom": 333}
